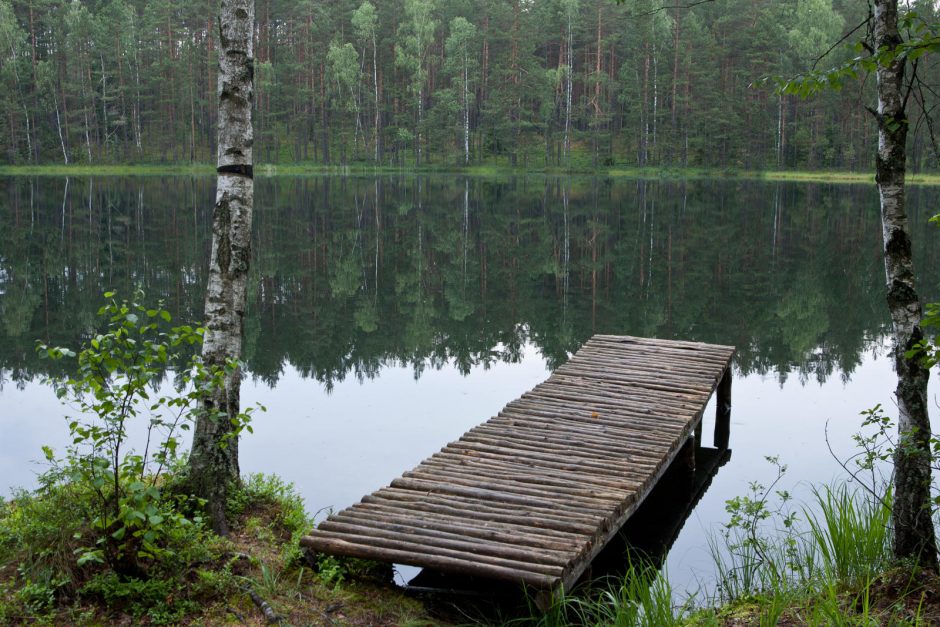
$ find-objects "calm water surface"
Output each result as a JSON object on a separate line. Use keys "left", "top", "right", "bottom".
{"left": 1, "top": 175, "right": 937, "bottom": 596}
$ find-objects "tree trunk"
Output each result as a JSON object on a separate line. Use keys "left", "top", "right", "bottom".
{"left": 188, "top": 0, "right": 255, "bottom": 537}
{"left": 563, "top": 10, "right": 573, "bottom": 167}
{"left": 873, "top": 0, "right": 937, "bottom": 570}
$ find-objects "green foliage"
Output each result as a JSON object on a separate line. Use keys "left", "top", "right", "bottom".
{"left": 713, "top": 456, "right": 802, "bottom": 601}
{"left": 313, "top": 554, "right": 349, "bottom": 587}
{"left": 774, "top": 7, "right": 940, "bottom": 101}
{"left": 0, "top": 476, "right": 217, "bottom": 622}
{"left": 0, "top": 292, "right": 258, "bottom": 620}
{"left": 34, "top": 292, "right": 251, "bottom": 572}
{"left": 707, "top": 455, "right": 895, "bottom": 619}
{"left": 79, "top": 572, "right": 198, "bottom": 624}
{"left": 804, "top": 484, "right": 891, "bottom": 586}
{"left": 5, "top": 0, "right": 921, "bottom": 170}
{"left": 519, "top": 562, "right": 680, "bottom": 626}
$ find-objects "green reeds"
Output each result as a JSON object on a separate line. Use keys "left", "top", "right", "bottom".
{"left": 804, "top": 484, "right": 892, "bottom": 587}
{"left": 524, "top": 562, "right": 681, "bottom": 627}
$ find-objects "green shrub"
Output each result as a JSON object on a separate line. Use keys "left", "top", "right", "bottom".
{"left": 0, "top": 292, "right": 251, "bottom": 620}
{"left": 79, "top": 572, "right": 198, "bottom": 624}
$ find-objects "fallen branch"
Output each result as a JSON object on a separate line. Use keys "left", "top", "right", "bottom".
{"left": 243, "top": 584, "right": 280, "bottom": 624}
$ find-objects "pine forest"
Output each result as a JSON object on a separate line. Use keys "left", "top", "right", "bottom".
{"left": 2, "top": 0, "right": 938, "bottom": 171}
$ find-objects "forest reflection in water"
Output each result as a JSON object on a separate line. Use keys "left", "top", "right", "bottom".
{"left": 0, "top": 175, "right": 937, "bottom": 594}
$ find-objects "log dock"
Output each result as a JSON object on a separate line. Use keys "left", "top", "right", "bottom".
{"left": 300, "top": 334, "right": 735, "bottom": 593}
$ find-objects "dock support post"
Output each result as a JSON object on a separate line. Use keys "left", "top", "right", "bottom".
{"left": 714, "top": 368, "right": 731, "bottom": 450}
{"left": 681, "top": 434, "right": 696, "bottom": 472}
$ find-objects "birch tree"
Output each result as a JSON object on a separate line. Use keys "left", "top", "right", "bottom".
{"left": 559, "top": 0, "right": 578, "bottom": 166}
{"left": 444, "top": 17, "right": 477, "bottom": 165}
{"left": 327, "top": 40, "right": 363, "bottom": 161}
{"left": 352, "top": 1, "right": 380, "bottom": 162}
{"left": 396, "top": 0, "right": 437, "bottom": 165}
{"left": 188, "top": 0, "right": 254, "bottom": 536}
{"left": 871, "top": 0, "right": 936, "bottom": 568}
{"left": 779, "top": 0, "right": 939, "bottom": 570}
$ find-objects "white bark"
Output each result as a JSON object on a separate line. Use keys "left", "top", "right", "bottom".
{"left": 189, "top": 0, "right": 254, "bottom": 536}
{"left": 873, "top": 0, "right": 937, "bottom": 568}
{"left": 463, "top": 52, "right": 469, "bottom": 165}
{"left": 54, "top": 91, "right": 68, "bottom": 164}
{"left": 564, "top": 10, "right": 573, "bottom": 166}
{"left": 372, "top": 32, "right": 379, "bottom": 162}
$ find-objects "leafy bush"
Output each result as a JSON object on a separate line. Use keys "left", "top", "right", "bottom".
{"left": 34, "top": 292, "right": 254, "bottom": 574}
{"left": 0, "top": 293, "right": 254, "bottom": 620}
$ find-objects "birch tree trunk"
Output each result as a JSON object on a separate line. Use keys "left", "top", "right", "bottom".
{"left": 372, "top": 32, "right": 379, "bottom": 162}
{"left": 873, "top": 0, "right": 937, "bottom": 570}
{"left": 188, "top": 0, "right": 254, "bottom": 536}
{"left": 563, "top": 9, "right": 573, "bottom": 167}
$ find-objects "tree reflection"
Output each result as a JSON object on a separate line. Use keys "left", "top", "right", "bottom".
{"left": 0, "top": 175, "right": 935, "bottom": 389}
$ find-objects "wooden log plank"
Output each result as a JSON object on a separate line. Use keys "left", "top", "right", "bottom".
{"left": 317, "top": 520, "right": 573, "bottom": 566}
{"left": 577, "top": 343, "right": 731, "bottom": 368}
{"left": 347, "top": 502, "right": 583, "bottom": 545}
{"left": 533, "top": 380, "right": 705, "bottom": 413}
{"left": 523, "top": 388, "right": 699, "bottom": 417}
{"left": 455, "top": 431, "right": 656, "bottom": 467}
{"left": 503, "top": 400, "right": 690, "bottom": 429}
{"left": 443, "top": 441, "right": 653, "bottom": 479}
{"left": 365, "top": 490, "right": 601, "bottom": 532}
{"left": 553, "top": 366, "right": 715, "bottom": 393}
{"left": 466, "top": 422, "right": 667, "bottom": 458}
{"left": 388, "top": 477, "right": 613, "bottom": 516}
{"left": 490, "top": 413, "right": 680, "bottom": 446}
{"left": 327, "top": 509, "right": 580, "bottom": 554}
{"left": 590, "top": 334, "right": 735, "bottom": 353}
{"left": 405, "top": 465, "right": 631, "bottom": 504}
{"left": 575, "top": 344, "right": 730, "bottom": 368}
{"left": 370, "top": 488, "right": 603, "bottom": 527}
{"left": 306, "top": 529, "right": 565, "bottom": 576}
{"left": 557, "top": 354, "right": 722, "bottom": 377}
{"left": 299, "top": 536, "right": 560, "bottom": 588}
{"left": 434, "top": 447, "right": 647, "bottom": 481}
{"left": 500, "top": 402, "right": 690, "bottom": 433}
{"left": 551, "top": 373, "right": 711, "bottom": 398}
{"left": 560, "top": 356, "right": 722, "bottom": 381}
{"left": 473, "top": 420, "right": 677, "bottom": 460}
{"left": 425, "top": 452, "right": 644, "bottom": 491}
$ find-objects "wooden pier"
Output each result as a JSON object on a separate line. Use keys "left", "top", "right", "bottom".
{"left": 300, "top": 334, "right": 735, "bottom": 592}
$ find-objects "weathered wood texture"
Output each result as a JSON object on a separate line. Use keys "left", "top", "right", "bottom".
{"left": 301, "top": 335, "right": 735, "bottom": 591}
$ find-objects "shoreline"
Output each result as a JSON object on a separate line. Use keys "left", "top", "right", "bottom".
{"left": 2, "top": 163, "right": 940, "bottom": 185}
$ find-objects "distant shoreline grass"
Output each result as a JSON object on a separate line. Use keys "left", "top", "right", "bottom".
{"left": 2, "top": 162, "right": 940, "bottom": 185}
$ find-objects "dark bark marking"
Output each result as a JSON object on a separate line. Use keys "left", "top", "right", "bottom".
{"left": 214, "top": 199, "right": 231, "bottom": 274}
{"left": 217, "top": 163, "right": 253, "bottom": 178}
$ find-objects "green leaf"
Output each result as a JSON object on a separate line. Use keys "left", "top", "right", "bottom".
{"left": 160, "top": 310, "right": 172, "bottom": 322}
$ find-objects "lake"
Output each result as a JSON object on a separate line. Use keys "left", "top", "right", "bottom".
{"left": 1, "top": 175, "right": 937, "bottom": 597}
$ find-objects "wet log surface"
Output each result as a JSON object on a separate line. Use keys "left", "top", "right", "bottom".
{"left": 300, "top": 335, "right": 735, "bottom": 591}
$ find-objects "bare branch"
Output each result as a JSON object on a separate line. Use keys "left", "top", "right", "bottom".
{"left": 621, "top": 0, "right": 718, "bottom": 18}
{"left": 812, "top": 16, "right": 872, "bottom": 71}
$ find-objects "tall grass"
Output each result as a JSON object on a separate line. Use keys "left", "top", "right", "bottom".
{"left": 524, "top": 481, "right": 905, "bottom": 624}
{"left": 526, "top": 562, "right": 681, "bottom": 627}
{"left": 804, "top": 484, "right": 891, "bottom": 587}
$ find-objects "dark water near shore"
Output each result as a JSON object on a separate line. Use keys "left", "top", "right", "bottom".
{"left": 1, "top": 175, "right": 937, "bottom": 596}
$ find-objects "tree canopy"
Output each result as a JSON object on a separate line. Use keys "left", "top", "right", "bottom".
{"left": 1, "top": 0, "right": 938, "bottom": 170}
